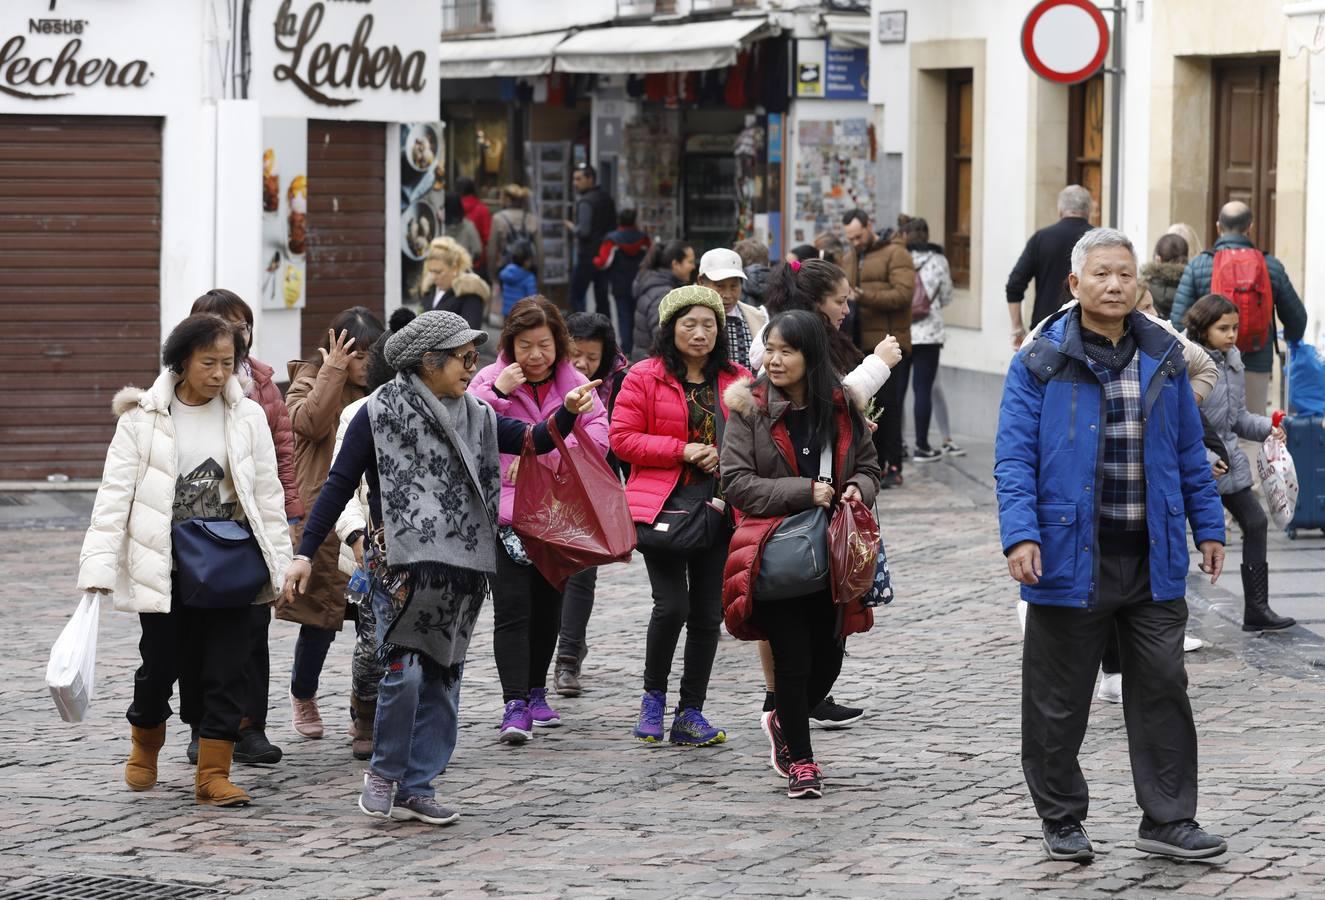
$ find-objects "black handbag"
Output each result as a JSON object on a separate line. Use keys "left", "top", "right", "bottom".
{"left": 172, "top": 517, "right": 269, "bottom": 609}
{"left": 754, "top": 441, "right": 833, "bottom": 601}
{"left": 635, "top": 379, "right": 730, "bottom": 555}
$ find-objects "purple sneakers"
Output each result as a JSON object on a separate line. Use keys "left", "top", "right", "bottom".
{"left": 669, "top": 708, "right": 726, "bottom": 747}
{"left": 633, "top": 690, "right": 666, "bottom": 743}
{"left": 499, "top": 700, "right": 533, "bottom": 744}
{"left": 528, "top": 688, "right": 562, "bottom": 728}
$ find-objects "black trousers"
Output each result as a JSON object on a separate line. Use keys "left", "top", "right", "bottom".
{"left": 753, "top": 590, "right": 844, "bottom": 763}
{"left": 558, "top": 566, "right": 597, "bottom": 661}
{"left": 1022, "top": 547, "right": 1198, "bottom": 825}
{"left": 126, "top": 594, "right": 250, "bottom": 742}
{"left": 492, "top": 540, "right": 563, "bottom": 703}
{"left": 1222, "top": 487, "right": 1267, "bottom": 565}
{"left": 871, "top": 358, "right": 906, "bottom": 471}
{"left": 641, "top": 545, "right": 727, "bottom": 711}
{"left": 570, "top": 252, "right": 610, "bottom": 315}
{"left": 243, "top": 604, "right": 272, "bottom": 727}
{"left": 896, "top": 343, "right": 942, "bottom": 452}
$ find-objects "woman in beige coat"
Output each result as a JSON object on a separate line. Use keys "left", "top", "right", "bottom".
{"left": 78, "top": 313, "right": 291, "bottom": 807}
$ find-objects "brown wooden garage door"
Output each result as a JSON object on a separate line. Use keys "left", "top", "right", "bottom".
{"left": 0, "top": 116, "right": 162, "bottom": 482}
{"left": 302, "top": 120, "right": 386, "bottom": 357}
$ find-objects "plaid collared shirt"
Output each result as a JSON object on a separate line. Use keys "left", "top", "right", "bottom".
{"left": 1083, "top": 327, "right": 1146, "bottom": 532}
{"left": 726, "top": 307, "right": 752, "bottom": 370}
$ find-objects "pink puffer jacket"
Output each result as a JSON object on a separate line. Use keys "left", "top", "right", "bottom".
{"left": 609, "top": 356, "right": 749, "bottom": 524}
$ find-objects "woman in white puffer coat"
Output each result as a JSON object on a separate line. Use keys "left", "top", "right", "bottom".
{"left": 77, "top": 313, "right": 292, "bottom": 808}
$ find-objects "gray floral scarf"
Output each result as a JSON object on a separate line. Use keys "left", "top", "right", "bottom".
{"left": 367, "top": 373, "right": 501, "bottom": 678}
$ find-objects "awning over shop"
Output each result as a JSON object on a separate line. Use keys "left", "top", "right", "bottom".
{"left": 554, "top": 17, "right": 772, "bottom": 74}
{"left": 823, "top": 14, "right": 870, "bottom": 50}
{"left": 439, "top": 31, "right": 567, "bottom": 79}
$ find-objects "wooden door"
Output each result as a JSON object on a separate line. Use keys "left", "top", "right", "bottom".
{"left": 945, "top": 69, "right": 973, "bottom": 289}
{"left": 302, "top": 121, "right": 387, "bottom": 358}
{"left": 0, "top": 116, "right": 162, "bottom": 481}
{"left": 1211, "top": 59, "right": 1278, "bottom": 253}
{"left": 1068, "top": 75, "right": 1104, "bottom": 226}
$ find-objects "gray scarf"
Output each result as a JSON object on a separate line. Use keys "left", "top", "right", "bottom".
{"left": 367, "top": 373, "right": 501, "bottom": 677}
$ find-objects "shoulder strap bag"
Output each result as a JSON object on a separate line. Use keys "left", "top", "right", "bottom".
{"left": 172, "top": 517, "right": 269, "bottom": 608}
{"left": 754, "top": 437, "right": 834, "bottom": 602}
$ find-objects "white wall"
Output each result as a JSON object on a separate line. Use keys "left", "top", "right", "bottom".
{"left": 491, "top": 0, "right": 617, "bottom": 34}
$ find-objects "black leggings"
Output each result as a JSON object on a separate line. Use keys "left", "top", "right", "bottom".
{"left": 898, "top": 344, "right": 942, "bottom": 452}
{"left": 753, "top": 591, "right": 844, "bottom": 763}
{"left": 1222, "top": 486, "right": 1267, "bottom": 565}
{"left": 641, "top": 545, "right": 727, "bottom": 711}
{"left": 558, "top": 567, "right": 597, "bottom": 661}
{"left": 492, "top": 539, "right": 564, "bottom": 703}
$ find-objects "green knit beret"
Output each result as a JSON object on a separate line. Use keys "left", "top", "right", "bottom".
{"left": 657, "top": 284, "right": 726, "bottom": 329}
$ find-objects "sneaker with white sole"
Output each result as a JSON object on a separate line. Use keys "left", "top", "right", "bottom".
{"left": 942, "top": 440, "right": 967, "bottom": 458}
{"left": 809, "top": 696, "right": 864, "bottom": 729}
{"left": 392, "top": 794, "right": 460, "bottom": 826}
{"left": 290, "top": 692, "right": 324, "bottom": 739}
{"left": 1183, "top": 634, "right": 1204, "bottom": 652}
{"left": 358, "top": 772, "right": 395, "bottom": 819}
{"left": 1097, "top": 672, "right": 1122, "bottom": 704}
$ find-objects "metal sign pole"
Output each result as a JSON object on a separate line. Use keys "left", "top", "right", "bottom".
{"left": 1105, "top": 0, "right": 1126, "bottom": 229}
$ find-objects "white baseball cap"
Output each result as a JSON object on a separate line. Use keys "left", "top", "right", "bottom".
{"left": 698, "top": 248, "right": 747, "bottom": 283}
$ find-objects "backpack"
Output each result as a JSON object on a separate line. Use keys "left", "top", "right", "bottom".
{"left": 1210, "top": 247, "right": 1273, "bottom": 354}
{"left": 499, "top": 213, "right": 537, "bottom": 269}
{"left": 911, "top": 271, "right": 932, "bottom": 320}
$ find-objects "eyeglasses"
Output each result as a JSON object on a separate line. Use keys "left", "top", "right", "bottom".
{"left": 426, "top": 348, "right": 479, "bottom": 368}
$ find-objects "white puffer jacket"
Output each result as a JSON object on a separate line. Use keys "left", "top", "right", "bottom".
{"left": 77, "top": 369, "right": 293, "bottom": 613}
{"left": 332, "top": 397, "right": 371, "bottom": 578}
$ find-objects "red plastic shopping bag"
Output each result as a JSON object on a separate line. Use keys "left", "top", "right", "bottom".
{"left": 828, "top": 497, "right": 882, "bottom": 605}
{"left": 512, "top": 417, "right": 635, "bottom": 589}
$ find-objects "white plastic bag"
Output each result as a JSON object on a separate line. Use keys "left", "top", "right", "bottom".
{"left": 1257, "top": 431, "right": 1299, "bottom": 530}
{"left": 45, "top": 592, "right": 101, "bottom": 723}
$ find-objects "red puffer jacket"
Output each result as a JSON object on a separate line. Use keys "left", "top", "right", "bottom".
{"left": 609, "top": 356, "right": 750, "bottom": 524}
{"left": 244, "top": 356, "right": 303, "bottom": 520}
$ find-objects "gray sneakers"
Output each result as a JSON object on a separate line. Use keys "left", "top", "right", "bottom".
{"left": 358, "top": 772, "right": 395, "bottom": 819}
{"left": 392, "top": 794, "right": 460, "bottom": 826}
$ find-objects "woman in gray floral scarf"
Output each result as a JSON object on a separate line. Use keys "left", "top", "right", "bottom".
{"left": 281, "top": 311, "right": 599, "bottom": 826}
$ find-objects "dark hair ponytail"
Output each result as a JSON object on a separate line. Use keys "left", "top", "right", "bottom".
{"left": 640, "top": 239, "right": 693, "bottom": 275}
{"left": 763, "top": 260, "right": 862, "bottom": 375}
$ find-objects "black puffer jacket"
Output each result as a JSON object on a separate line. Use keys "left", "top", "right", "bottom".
{"left": 1141, "top": 260, "right": 1186, "bottom": 322}
{"left": 742, "top": 264, "right": 770, "bottom": 307}
{"left": 630, "top": 268, "right": 685, "bottom": 362}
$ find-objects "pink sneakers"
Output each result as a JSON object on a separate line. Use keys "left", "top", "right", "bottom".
{"left": 290, "top": 692, "right": 325, "bottom": 739}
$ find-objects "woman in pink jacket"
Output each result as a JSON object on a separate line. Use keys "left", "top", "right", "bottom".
{"left": 468, "top": 296, "right": 609, "bottom": 743}
{"left": 610, "top": 285, "right": 749, "bottom": 747}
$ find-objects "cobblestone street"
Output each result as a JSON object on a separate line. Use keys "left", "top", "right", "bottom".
{"left": 4, "top": 444, "right": 1325, "bottom": 899}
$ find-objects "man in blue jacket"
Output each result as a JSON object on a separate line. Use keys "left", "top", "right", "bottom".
{"left": 995, "top": 228, "right": 1228, "bottom": 864}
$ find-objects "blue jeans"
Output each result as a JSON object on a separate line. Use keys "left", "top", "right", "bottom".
{"left": 369, "top": 584, "right": 462, "bottom": 800}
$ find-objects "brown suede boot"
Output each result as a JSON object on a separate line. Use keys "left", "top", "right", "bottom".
{"left": 195, "top": 738, "right": 251, "bottom": 807}
{"left": 351, "top": 699, "right": 375, "bottom": 761}
{"left": 124, "top": 724, "right": 167, "bottom": 791}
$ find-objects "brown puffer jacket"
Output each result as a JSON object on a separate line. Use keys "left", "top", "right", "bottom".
{"left": 841, "top": 231, "right": 917, "bottom": 353}
{"left": 280, "top": 359, "right": 367, "bottom": 631}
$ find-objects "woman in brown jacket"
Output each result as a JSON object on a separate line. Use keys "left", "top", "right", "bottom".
{"left": 284, "top": 307, "right": 385, "bottom": 739}
{"left": 720, "top": 310, "right": 881, "bottom": 801}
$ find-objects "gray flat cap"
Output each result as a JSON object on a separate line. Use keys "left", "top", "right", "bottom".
{"left": 383, "top": 310, "right": 488, "bottom": 370}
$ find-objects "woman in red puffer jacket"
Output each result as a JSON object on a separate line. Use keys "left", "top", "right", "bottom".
{"left": 610, "top": 285, "right": 748, "bottom": 749}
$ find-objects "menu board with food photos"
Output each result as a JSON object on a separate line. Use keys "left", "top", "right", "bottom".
{"left": 260, "top": 118, "right": 308, "bottom": 310}
{"left": 399, "top": 121, "right": 446, "bottom": 306}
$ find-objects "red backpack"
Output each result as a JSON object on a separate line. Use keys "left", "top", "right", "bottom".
{"left": 1210, "top": 247, "right": 1273, "bottom": 354}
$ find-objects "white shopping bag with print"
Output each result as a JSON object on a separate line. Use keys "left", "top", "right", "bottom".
{"left": 45, "top": 592, "right": 101, "bottom": 723}
{"left": 1257, "top": 426, "right": 1299, "bottom": 530}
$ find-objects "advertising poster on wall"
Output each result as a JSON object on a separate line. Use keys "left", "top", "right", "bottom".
{"left": 260, "top": 118, "right": 308, "bottom": 310}
{"left": 400, "top": 121, "right": 445, "bottom": 306}
{"left": 791, "top": 117, "right": 875, "bottom": 245}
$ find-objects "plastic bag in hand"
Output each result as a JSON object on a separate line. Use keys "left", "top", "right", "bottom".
{"left": 1257, "top": 424, "right": 1299, "bottom": 530}
{"left": 45, "top": 592, "right": 101, "bottom": 723}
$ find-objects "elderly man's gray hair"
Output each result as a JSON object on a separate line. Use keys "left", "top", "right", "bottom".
{"left": 1070, "top": 228, "right": 1136, "bottom": 277}
{"left": 1057, "top": 185, "right": 1094, "bottom": 217}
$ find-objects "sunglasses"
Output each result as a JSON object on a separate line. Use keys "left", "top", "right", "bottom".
{"left": 431, "top": 349, "right": 480, "bottom": 370}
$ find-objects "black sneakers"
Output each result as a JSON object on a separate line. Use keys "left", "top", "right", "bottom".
{"left": 1042, "top": 818, "right": 1094, "bottom": 862}
{"left": 760, "top": 711, "right": 791, "bottom": 777}
{"left": 787, "top": 759, "right": 823, "bottom": 799}
{"left": 809, "top": 696, "right": 864, "bottom": 730}
{"left": 1136, "top": 817, "right": 1228, "bottom": 860}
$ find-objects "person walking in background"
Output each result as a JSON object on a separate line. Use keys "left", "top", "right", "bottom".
{"left": 1140, "top": 234, "right": 1189, "bottom": 323}
{"left": 188, "top": 290, "right": 300, "bottom": 766}
{"left": 554, "top": 312, "right": 631, "bottom": 697}
{"left": 1006, "top": 185, "right": 1095, "bottom": 345}
{"left": 468, "top": 297, "right": 610, "bottom": 742}
{"left": 996, "top": 228, "right": 1228, "bottom": 863}
{"left": 1169, "top": 201, "right": 1307, "bottom": 416}
{"left": 441, "top": 192, "right": 484, "bottom": 265}
{"left": 424, "top": 237, "right": 491, "bottom": 331}
{"left": 735, "top": 239, "right": 771, "bottom": 308}
{"left": 698, "top": 247, "right": 767, "bottom": 372}
{"left": 487, "top": 184, "right": 539, "bottom": 325}
{"left": 79, "top": 313, "right": 292, "bottom": 807}
{"left": 283, "top": 308, "right": 385, "bottom": 743}
{"left": 841, "top": 208, "right": 915, "bottom": 488}
{"left": 593, "top": 208, "right": 651, "bottom": 356}
{"left": 456, "top": 177, "right": 492, "bottom": 277}
{"left": 721, "top": 310, "right": 881, "bottom": 799}
{"left": 612, "top": 286, "right": 748, "bottom": 747}
{"left": 898, "top": 218, "right": 954, "bottom": 463}
{"left": 282, "top": 310, "right": 602, "bottom": 825}
{"left": 1184, "top": 293, "right": 1296, "bottom": 632}
{"left": 567, "top": 163, "right": 616, "bottom": 314}
{"left": 631, "top": 239, "right": 696, "bottom": 362}
{"left": 498, "top": 240, "right": 539, "bottom": 318}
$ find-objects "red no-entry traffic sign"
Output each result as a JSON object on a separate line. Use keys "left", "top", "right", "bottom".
{"left": 1021, "top": 0, "right": 1110, "bottom": 85}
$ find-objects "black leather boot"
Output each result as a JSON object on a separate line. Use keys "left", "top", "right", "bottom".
{"left": 1241, "top": 562, "right": 1295, "bottom": 632}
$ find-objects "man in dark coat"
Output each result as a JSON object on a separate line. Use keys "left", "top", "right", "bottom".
{"left": 567, "top": 163, "right": 617, "bottom": 315}
{"left": 1006, "top": 185, "right": 1095, "bottom": 343}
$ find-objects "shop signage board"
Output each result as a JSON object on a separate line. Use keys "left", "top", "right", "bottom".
{"left": 796, "top": 40, "right": 868, "bottom": 100}
{"left": 0, "top": 0, "right": 199, "bottom": 114}
{"left": 250, "top": 0, "right": 440, "bottom": 121}
{"left": 1021, "top": 0, "right": 1109, "bottom": 85}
